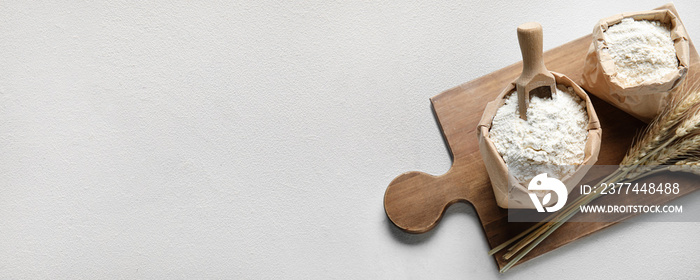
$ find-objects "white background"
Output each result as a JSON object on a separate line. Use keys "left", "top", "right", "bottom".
{"left": 1, "top": 1, "right": 699, "bottom": 279}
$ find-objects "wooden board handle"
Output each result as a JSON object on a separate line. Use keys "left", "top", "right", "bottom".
{"left": 383, "top": 170, "right": 469, "bottom": 234}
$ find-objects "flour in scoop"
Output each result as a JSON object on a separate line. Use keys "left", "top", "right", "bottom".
{"left": 489, "top": 87, "right": 589, "bottom": 184}
{"left": 604, "top": 18, "right": 678, "bottom": 86}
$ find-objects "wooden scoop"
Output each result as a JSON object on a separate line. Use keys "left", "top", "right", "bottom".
{"left": 515, "top": 22, "right": 556, "bottom": 120}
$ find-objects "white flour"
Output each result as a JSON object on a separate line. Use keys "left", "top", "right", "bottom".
{"left": 603, "top": 18, "right": 678, "bottom": 86}
{"left": 489, "top": 87, "right": 589, "bottom": 184}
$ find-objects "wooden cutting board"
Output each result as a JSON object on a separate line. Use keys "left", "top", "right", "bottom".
{"left": 384, "top": 3, "right": 699, "bottom": 271}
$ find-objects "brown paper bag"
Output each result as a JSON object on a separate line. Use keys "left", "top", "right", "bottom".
{"left": 581, "top": 9, "right": 690, "bottom": 123}
{"left": 477, "top": 72, "right": 602, "bottom": 209}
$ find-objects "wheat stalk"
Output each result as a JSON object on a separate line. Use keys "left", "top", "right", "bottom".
{"left": 491, "top": 78, "right": 700, "bottom": 273}
{"left": 623, "top": 80, "right": 700, "bottom": 166}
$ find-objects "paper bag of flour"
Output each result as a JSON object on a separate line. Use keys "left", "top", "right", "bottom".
{"left": 581, "top": 9, "right": 690, "bottom": 123}
{"left": 477, "top": 73, "right": 602, "bottom": 209}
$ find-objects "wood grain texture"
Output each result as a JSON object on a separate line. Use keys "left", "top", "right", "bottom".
{"left": 384, "top": 3, "right": 699, "bottom": 270}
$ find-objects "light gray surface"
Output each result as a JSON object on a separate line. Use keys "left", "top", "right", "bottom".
{"left": 1, "top": 1, "right": 699, "bottom": 279}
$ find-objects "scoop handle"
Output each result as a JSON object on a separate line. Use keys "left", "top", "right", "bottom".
{"left": 517, "top": 22, "right": 547, "bottom": 78}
